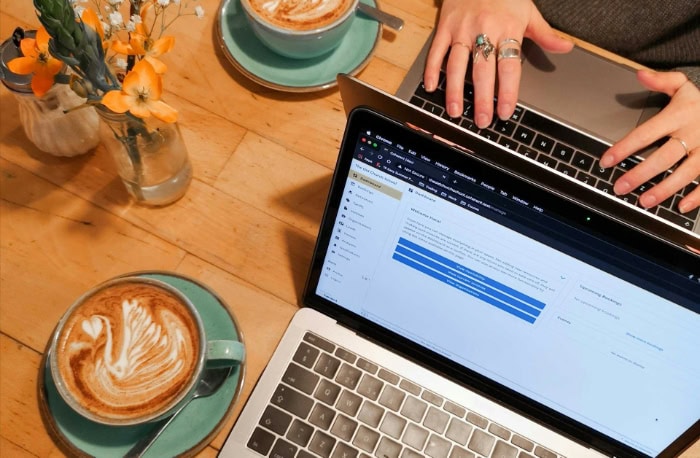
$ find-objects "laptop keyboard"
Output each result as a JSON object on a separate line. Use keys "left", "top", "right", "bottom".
{"left": 408, "top": 72, "right": 699, "bottom": 232}
{"left": 246, "top": 332, "right": 564, "bottom": 458}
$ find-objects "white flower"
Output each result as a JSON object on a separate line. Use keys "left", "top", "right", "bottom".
{"left": 157, "top": 0, "right": 170, "bottom": 5}
{"left": 194, "top": 5, "right": 205, "bottom": 18}
{"left": 108, "top": 0, "right": 123, "bottom": 5}
{"left": 73, "top": 5, "right": 86, "bottom": 17}
{"left": 109, "top": 11, "right": 124, "bottom": 27}
{"left": 130, "top": 14, "right": 142, "bottom": 24}
{"left": 115, "top": 58, "right": 128, "bottom": 70}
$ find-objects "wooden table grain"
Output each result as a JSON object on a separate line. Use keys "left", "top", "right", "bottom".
{"left": 0, "top": 0, "right": 697, "bottom": 456}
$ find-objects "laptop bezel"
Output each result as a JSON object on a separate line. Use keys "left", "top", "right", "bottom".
{"left": 302, "top": 105, "right": 700, "bottom": 458}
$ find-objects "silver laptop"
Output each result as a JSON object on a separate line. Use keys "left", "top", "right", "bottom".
{"left": 220, "top": 106, "right": 700, "bottom": 458}
{"left": 350, "top": 36, "right": 700, "bottom": 248}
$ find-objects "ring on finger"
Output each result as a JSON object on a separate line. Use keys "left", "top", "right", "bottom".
{"left": 473, "top": 34, "right": 495, "bottom": 63}
{"left": 671, "top": 136, "right": 691, "bottom": 157}
{"left": 452, "top": 41, "right": 470, "bottom": 49}
{"left": 498, "top": 38, "right": 522, "bottom": 61}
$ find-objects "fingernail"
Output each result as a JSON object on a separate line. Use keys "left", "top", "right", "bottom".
{"left": 599, "top": 155, "right": 614, "bottom": 168}
{"left": 424, "top": 78, "right": 436, "bottom": 92}
{"left": 679, "top": 201, "right": 691, "bottom": 213}
{"left": 476, "top": 113, "right": 489, "bottom": 129}
{"left": 641, "top": 194, "right": 657, "bottom": 208}
{"left": 615, "top": 179, "right": 631, "bottom": 194}
{"left": 499, "top": 103, "right": 512, "bottom": 120}
{"left": 448, "top": 103, "right": 460, "bottom": 118}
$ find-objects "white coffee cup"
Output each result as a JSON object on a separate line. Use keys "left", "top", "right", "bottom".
{"left": 48, "top": 276, "right": 245, "bottom": 426}
{"left": 240, "top": 0, "right": 359, "bottom": 59}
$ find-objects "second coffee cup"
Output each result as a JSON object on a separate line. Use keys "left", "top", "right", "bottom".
{"left": 240, "top": 0, "right": 359, "bottom": 59}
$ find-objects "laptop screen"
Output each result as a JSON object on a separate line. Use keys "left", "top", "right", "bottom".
{"left": 305, "top": 107, "right": 700, "bottom": 457}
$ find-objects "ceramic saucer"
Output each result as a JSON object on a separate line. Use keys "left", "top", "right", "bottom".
{"left": 38, "top": 271, "right": 245, "bottom": 458}
{"left": 217, "top": 0, "right": 382, "bottom": 92}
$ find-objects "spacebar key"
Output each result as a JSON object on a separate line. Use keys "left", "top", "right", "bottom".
{"left": 521, "top": 111, "right": 609, "bottom": 157}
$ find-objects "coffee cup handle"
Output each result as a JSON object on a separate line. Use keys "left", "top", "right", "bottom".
{"left": 206, "top": 340, "right": 245, "bottom": 366}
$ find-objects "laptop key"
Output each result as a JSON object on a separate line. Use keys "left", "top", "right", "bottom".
{"left": 424, "top": 102, "right": 444, "bottom": 117}
{"left": 271, "top": 384, "right": 314, "bottom": 419}
{"left": 378, "top": 384, "right": 406, "bottom": 411}
{"left": 492, "top": 440, "right": 518, "bottom": 458}
{"left": 467, "top": 429, "right": 495, "bottom": 455}
{"left": 269, "top": 438, "right": 297, "bottom": 458}
{"left": 555, "top": 162, "right": 576, "bottom": 177}
{"left": 424, "top": 406, "right": 450, "bottom": 434}
{"left": 293, "top": 342, "right": 320, "bottom": 368}
{"left": 571, "top": 151, "right": 595, "bottom": 172}
{"left": 331, "top": 414, "right": 358, "bottom": 442}
{"left": 575, "top": 171, "right": 597, "bottom": 187}
{"left": 259, "top": 405, "right": 292, "bottom": 435}
{"left": 657, "top": 207, "right": 695, "bottom": 230}
{"left": 551, "top": 144, "right": 574, "bottom": 163}
{"left": 309, "top": 403, "right": 336, "bottom": 430}
{"left": 304, "top": 332, "right": 335, "bottom": 353}
{"left": 309, "top": 430, "right": 337, "bottom": 458}
{"left": 247, "top": 426, "right": 276, "bottom": 455}
{"left": 331, "top": 442, "right": 359, "bottom": 458}
{"left": 380, "top": 411, "right": 407, "bottom": 439}
{"left": 497, "top": 136, "right": 519, "bottom": 151}
{"left": 532, "top": 134, "right": 555, "bottom": 154}
{"left": 314, "top": 353, "right": 341, "bottom": 378}
{"left": 335, "top": 363, "right": 362, "bottom": 389}
{"left": 591, "top": 165, "right": 613, "bottom": 182}
{"left": 283, "top": 362, "right": 320, "bottom": 395}
{"left": 353, "top": 425, "right": 380, "bottom": 453}
{"left": 357, "top": 374, "right": 383, "bottom": 400}
{"left": 401, "top": 395, "right": 428, "bottom": 422}
{"left": 449, "top": 446, "right": 476, "bottom": 458}
{"left": 535, "top": 154, "right": 558, "bottom": 169}
{"left": 446, "top": 417, "right": 473, "bottom": 445}
{"left": 314, "top": 379, "right": 342, "bottom": 405}
{"left": 376, "top": 436, "right": 403, "bottom": 458}
{"left": 336, "top": 389, "right": 362, "bottom": 416}
{"left": 286, "top": 419, "right": 314, "bottom": 447}
{"left": 513, "top": 126, "right": 535, "bottom": 145}
{"left": 425, "top": 434, "right": 451, "bottom": 458}
{"left": 358, "top": 401, "right": 384, "bottom": 428}
{"left": 403, "top": 422, "right": 430, "bottom": 451}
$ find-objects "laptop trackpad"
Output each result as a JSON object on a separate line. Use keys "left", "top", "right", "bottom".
{"left": 519, "top": 40, "right": 667, "bottom": 144}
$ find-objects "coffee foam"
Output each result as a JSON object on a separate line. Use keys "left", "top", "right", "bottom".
{"left": 247, "top": 0, "right": 354, "bottom": 31}
{"left": 55, "top": 282, "right": 200, "bottom": 421}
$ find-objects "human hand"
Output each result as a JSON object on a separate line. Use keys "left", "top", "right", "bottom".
{"left": 600, "top": 70, "right": 700, "bottom": 213}
{"left": 423, "top": 0, "right": 573, "bottom": 128}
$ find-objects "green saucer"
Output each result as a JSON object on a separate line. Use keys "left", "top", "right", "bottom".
{"left": 39, "top": 272, "right": 245, "bottom": 458}
{"left": 217, "top": 0, "right": 382, "bottom": 92}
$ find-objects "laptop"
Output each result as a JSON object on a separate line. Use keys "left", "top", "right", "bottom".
{"left": 353, "top": 36, "right": 700, "bottom": 247}
{"left": 220, "top": 105, "right": 700, "bottom": 458}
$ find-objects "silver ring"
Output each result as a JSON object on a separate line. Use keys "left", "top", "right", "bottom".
{"left": 473, "top": 34, "right": 495, "bottom": 63}
{"left": 499, "top": 38, "right": 521, "bottom": 48}
{"left": 498, "top": 38, "right": 522, "bottom": 61}
{"left": 498, "top": 47, "right": 522, "bottom": 61}
{"left": 671, "top": 136, "right": 690, "bottom": 157}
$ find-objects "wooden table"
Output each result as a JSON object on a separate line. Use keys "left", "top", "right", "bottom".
{"left": 0, "top": 0, "right": 697, "bottom": 456}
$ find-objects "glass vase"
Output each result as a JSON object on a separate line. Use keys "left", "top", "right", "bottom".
{"left": 13, "top": 83, "right": 100, "bottom": 157}
{"left": 97, "top": 109, "right": 192, "bottom": 206}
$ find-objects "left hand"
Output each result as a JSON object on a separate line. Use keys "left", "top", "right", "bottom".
{"left": 599, "top": 69, "right": 700, "bottom": 214}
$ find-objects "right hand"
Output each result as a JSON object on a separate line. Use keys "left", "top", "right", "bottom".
{"left": 423, "top": 0, "right": 574, "bottom": 128}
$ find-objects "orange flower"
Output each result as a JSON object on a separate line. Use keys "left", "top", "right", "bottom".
{"left": 101, "top": 59, "right": 177, "bottom": 123}
{"left": 81, "top": 8, "right": 105, "bottom": 41}
{"left": 111, "top": 3, "right": 174, "bottom": 74}
{"left": 7, "top": 27, "right": 63, "bottom": 97}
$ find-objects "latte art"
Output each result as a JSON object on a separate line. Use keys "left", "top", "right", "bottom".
{"left": 55, "top": 281, "right": 200, "bottom": 422}
{"left": 247, "top": 0, "right": 354, "bottom": 30}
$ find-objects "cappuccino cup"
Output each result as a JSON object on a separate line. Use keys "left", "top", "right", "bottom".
{"left": 48, "top": 276, "right": 245, "bottom": 426}
{"left": 240, "top": 0, "right": 359, "bottom": 59}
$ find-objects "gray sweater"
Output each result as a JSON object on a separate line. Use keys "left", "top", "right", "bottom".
{"left": 534, "top": 0, "right": 700, "bottom": 86}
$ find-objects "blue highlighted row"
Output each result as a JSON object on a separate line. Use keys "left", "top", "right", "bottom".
{"left": 394, "top": 238, "right": 545, "bottom": 323}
